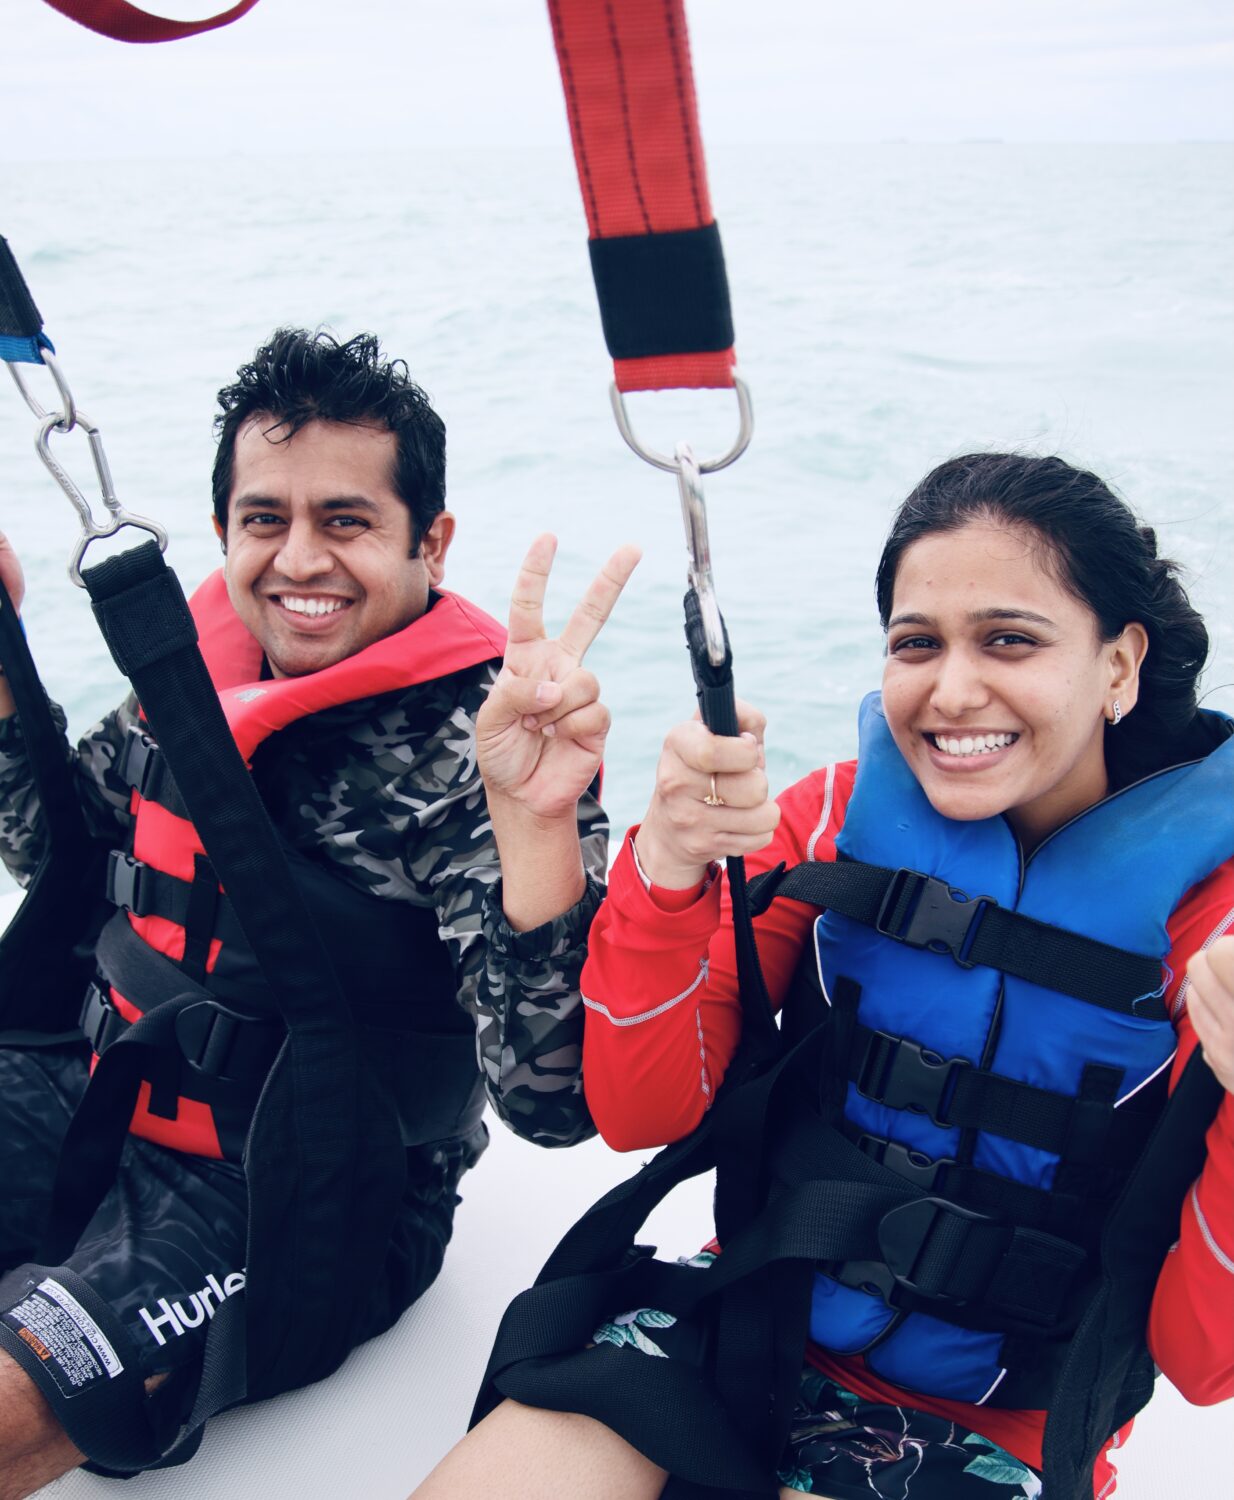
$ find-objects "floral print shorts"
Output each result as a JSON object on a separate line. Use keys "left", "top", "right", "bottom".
{"left": 593, "top": 1255, "right": 1043, "bottom": 1500}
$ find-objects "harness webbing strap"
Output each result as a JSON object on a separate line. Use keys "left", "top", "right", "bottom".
{"left": 41, "top": 0, "right": 260, "bottom": 44}
{"left": 748, "top": 858, "right": 1168, "bottom": 1018}
{"left": 547, "top": 0, "right": 736, "bottom": 391}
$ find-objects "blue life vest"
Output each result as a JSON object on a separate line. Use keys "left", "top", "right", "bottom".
{"left": 806, "top": 693, "right": 1234, "bottom": 1405}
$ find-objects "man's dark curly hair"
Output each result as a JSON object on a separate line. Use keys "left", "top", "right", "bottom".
{"left": 211, "top": 328, "right": 446, "bottom": 548}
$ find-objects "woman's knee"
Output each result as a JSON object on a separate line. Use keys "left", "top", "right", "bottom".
{"left": 412, "top": 1397, "right": 667, "bottom": 1500}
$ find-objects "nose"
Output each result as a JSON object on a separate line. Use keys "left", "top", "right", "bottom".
{"left": 274, "top": 518, "right": 333, "bottom": 580}
{"left": 928, "top": 646, "right": 991, "bottom": 721}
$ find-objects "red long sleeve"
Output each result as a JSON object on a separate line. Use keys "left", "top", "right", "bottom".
{"left": 1147, "top": 864, "right": 1234, "bottom": 1405}
{"left": 582, "top": 764, "right": 852, "bottom": 1150}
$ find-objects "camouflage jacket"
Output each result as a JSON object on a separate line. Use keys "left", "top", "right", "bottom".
{"left": 0, "top": 658, "right": 607, "bottom": 1158}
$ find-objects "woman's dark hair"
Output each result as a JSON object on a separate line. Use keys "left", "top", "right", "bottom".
{"left": 211, "top": 328, "right": 446, "bottom": 548}
{"left": 875, "top": 453, "right": 1213, "bottom": 782}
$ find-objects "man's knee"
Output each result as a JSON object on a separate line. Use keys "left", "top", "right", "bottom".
{"left": 0, "top": 1347, "right": 84, "bottom": 1499}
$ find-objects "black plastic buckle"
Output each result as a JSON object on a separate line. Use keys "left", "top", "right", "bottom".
{"left": 857, "top": 1032, "right": 966, "bottom": 1126}
{"left": 105, "top": 850, "right": 151, "bottom": 916}
{"left": 78, "top": 981, "right": 131, "bottom": 1055}
{"left": 876, "top": 868, "right": 993, "bottom": 968}
{"left": 877, "top": 1196, "right": 996, "bottom": 1305}
{"left": 118, "top": 726, "right": 158, "bottom": 797}
{"left": 175, "top": 1001, "right": 282, "bottom": 1085}
{"left": 858, "top": 1133, "right": 955, "bottom": 1191}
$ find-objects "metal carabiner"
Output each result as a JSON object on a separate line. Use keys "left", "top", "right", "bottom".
{"left": 675, "top": 442, "right": 727, "bottom": 666}
{"left": 35, "top": 412, "right": 169, "bottom": 587}
{"left": 6, "top": 346, "right": 77, "bottom": 433}
{"left": 609, "top": 371, "right": 753, "bottom": 476}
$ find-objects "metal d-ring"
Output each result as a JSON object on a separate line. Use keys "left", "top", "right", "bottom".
{"left": 609, "top": 371, "right": 753, "bottom": 476}
{"left": 35, "top": 411, "right": 169, "bottom": 586}
{"left": 6, "top": 346, "right": 77, "bottom": 433}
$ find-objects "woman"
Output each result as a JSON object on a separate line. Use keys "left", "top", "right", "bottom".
{"left": 419, "top": 454, "right": 1233, "bottom": 1499}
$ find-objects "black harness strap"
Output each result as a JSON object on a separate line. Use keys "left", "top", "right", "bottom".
{"left": 1041, "top": 1047, "right": 1225, "bottom": 1497}
{"left": 0, "top": 579, "right": 107, "bottom": 1042}
{"left": 748, "top": 859, "right": 1167, "bottom": 1018}
{"left": 848, "top": 1022, "right": 1160, "bottom": 1166}
{"left": 28, "top": 542, "right": 404, "bottom": 1470}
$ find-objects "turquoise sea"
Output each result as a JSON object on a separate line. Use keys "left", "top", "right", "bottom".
{"left": 2, "top": 144, "right": 1231, "bottom": 860}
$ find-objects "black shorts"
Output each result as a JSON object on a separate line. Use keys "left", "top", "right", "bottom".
{"left": 0, "top": 1040, "right": 476, "bottom": 1473}
{"left": 0, "top": 1041, "right": 250, "bottom": 1464}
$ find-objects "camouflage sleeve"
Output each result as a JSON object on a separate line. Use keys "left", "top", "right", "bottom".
{"left": 0, "top": 693, "right": 138, "bottom": 886}
{"left": 467, "top": 798, "right": 608, "bottom": 1149}
{"left": 388, "top": 664, "right": 608, "bottom": 1147}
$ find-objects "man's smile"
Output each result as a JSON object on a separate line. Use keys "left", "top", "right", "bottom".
{"left": 267, "top": 592, "right": 355, "bottom": 621}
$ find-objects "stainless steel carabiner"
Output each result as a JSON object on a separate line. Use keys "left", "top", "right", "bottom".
{"left": 35, "top": 412, "right": 169, "bottom": 587}
{"left": 675, "top": 443, "right": 727, "bottom": 666}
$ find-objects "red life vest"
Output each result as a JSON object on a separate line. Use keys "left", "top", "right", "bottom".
{"left": 96, "top": 571, "right": 505, "bottom": 1158}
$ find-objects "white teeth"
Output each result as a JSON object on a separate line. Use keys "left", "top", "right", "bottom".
{"left": 932, "top": 732, "right": 1016, "bottom": 758}
{"left": 280, "top": 596, "right": 344, "bottom": 617}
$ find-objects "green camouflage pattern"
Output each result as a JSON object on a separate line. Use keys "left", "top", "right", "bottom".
{"left": 0, "top": 658, "right": 606, "bottom": 1150}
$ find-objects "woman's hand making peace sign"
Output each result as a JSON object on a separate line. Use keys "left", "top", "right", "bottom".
{"left": 477, "top": 533, "right": 640, "bottom": 930}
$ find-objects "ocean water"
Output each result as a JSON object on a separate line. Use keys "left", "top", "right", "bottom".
{"left": 2, "top": 144, "right": 1231, "bottom": 858}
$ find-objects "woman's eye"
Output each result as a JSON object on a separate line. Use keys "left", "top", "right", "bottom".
{"left": 890, "top": 635, "right": 938, "bottom": 653}
{"left": 989, "top": 632, "right": 1036, "bottom": 648}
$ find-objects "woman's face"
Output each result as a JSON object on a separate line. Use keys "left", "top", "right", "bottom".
{"left": 881, "top": 520, "right": 1145, "bottom": 849}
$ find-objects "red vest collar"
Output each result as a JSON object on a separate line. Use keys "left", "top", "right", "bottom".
{"left": 187, "top": 569, "right": 506, "bottom": 761}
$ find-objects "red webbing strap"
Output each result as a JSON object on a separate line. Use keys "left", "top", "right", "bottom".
{"left": 548, "top": 0, "right": 736, "bottom": 392}
{"left": 41, "top": 0, "right": 260, "bottom": 43}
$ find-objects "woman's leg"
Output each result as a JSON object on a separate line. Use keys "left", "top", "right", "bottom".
{"left": 411, "top": 1398, "right": 668, "bottom": 1500}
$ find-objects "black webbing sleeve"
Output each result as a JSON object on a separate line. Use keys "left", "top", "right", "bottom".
{"left": 0, "top": 579, "right": 108, "bottom": 1038}
{"left": 0, "top": 581, "right": 90, "bottom": 853}
{"left": 0, "top": 236, "right": 44, "bottom": 340}
{"left": 588, "top": 224, "right": 734, "bottom": 361}
{"left": 748, "top": 859, "right": 1165, "bottom": 1018}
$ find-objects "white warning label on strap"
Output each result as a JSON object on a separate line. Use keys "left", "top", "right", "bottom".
{"left": 0, "top": 1278, "right": 124, "bottom": 1398}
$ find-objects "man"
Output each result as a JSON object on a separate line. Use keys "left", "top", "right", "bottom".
{"left": 0, "top": 329, "right": 635, "bottom": 1495}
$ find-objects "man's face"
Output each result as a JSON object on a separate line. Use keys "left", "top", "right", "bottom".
{"left": 218, "top": 417, "right": 454, "bottom": 677}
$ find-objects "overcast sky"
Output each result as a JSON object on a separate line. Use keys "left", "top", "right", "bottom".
{"left": 2, "top": 0, "right": 1231, "bottom": 159}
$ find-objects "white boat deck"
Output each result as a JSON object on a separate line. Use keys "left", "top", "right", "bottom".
{"left": 2, "top": 889, "right": 1219, "bottom": 1499}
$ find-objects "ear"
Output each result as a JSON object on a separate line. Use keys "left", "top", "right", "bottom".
{"left": 1108, "top": 621, "right": 1149, "bottom": 718}
{"left": 212, "top": 514, "right": 227, "bottom": 554}
{"left": 418, "top": 512, "right": 456, "bottom": 587}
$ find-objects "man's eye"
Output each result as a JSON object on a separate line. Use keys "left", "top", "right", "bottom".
{"left": 326, "top": 516, "right": 367, "bottom": 530}
{"left": 242, "top": 513, "right": 284, "bottom": 528}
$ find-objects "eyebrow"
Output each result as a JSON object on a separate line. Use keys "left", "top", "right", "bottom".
{"left": 232, "top": 494, "right": 384, "bottom": 514}
{"left": 887, "top": 608, "right": 1057, "bottom": 629}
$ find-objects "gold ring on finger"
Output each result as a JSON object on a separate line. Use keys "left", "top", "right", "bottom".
{"left": 703, "top": 773, "right": 726, "bottom": 808}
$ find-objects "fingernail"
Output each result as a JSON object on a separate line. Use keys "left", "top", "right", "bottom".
{"left": 741, "top": 731, "right": 756, "bottom": 743}
{"left": 522, "top": 715, "right": 539, "bottom": 730}
{"left": 535, "top": 682, "right": 557, "bottom": 705}
{"left": 541, "top": 723, "right": 557, "bottom": 738}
